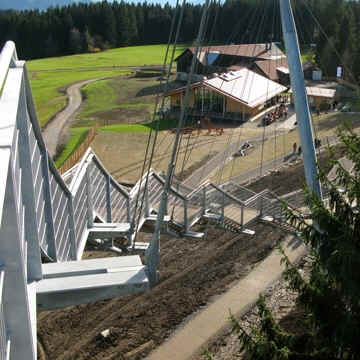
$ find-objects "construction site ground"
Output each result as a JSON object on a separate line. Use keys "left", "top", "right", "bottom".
{"left": 36, "top": 150, "right": 338, "bottom": 360}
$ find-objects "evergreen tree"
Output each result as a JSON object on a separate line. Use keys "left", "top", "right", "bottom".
{"left": 231, "top": 126, "right": 360, "bottom": 359}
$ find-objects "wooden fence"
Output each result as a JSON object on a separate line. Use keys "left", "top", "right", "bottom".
{"left": 58, "top": 125, "right": 99, "bottom": 175}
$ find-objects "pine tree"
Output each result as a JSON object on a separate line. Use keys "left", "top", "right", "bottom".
{"left": 232, "top": 126, "right": 360, "bottom": 360}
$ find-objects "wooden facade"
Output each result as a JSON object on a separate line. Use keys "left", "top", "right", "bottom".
{"left": 168, "top": 85, "right": 266, "bottom": 120}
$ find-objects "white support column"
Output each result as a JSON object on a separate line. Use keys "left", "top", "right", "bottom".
{"left": 280, "top": 0, "right": 322, "bottom": 199}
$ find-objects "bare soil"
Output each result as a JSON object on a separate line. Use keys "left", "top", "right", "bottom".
{"left": 37, "top": 222, "right": 287, "bottom": 360}
{"left": 246, "top": 144, "right": 344, "bottom": 195}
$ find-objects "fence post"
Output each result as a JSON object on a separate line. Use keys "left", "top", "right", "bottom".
{"left": 241, "top": 204, "right": 244, "bottom": 226}
{"left": 58, "top": 126, "right": 97, "bottom": 175}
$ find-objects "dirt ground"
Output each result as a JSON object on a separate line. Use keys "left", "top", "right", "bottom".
{"left": 37, "top": 222, "right": 286, "bottom": 360}
{"left": 212, "top": 111, "right": 357, "bottom": 183}
{"left": 91, "top": 127, "right": 262, "bottom": 183}
{"left": 37, "top": 155, "right": 327, "bottom": 360}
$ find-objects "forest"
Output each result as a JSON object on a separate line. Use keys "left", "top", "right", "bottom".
{"left": 0, "top": 0, "right": 359, "bottom": 82}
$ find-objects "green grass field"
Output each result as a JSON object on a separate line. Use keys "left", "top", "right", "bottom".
{"left": 76, "top": 75, "right": 164, "bottom": 125}
{"left": 28, "top": 43, "right": 186, "bottom": 165}
{"left": 55, "top": 127, "right": 90, "bottom": 167}
{"left": 28, "top": 44, "right": 186, "bottom": 71}
{"left": 29, "top": 69, "right": 130, "bottom": 127}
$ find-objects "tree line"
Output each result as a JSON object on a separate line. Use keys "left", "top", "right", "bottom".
{"left": 0, "top": 0, "right": 360, "bottom": 82}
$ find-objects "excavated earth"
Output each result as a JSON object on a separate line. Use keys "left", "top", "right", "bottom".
{"left": 37, "top": 149, "right": 339, "bottom": 360}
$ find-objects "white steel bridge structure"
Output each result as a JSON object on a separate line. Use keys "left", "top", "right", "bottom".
{"left": 0, "top": 41, "right": 297, "bottom": 360}
{"left": 0, "top": 0, "right": 323, "bottom": 357}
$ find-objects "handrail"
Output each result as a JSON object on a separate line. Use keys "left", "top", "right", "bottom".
{"left": 152, "top": 172, "right": 188, "bottom": 201}
{"left": 244, "top": 188, "right": 271, "bottom": 206}
{"left": 0, "top": 41, "right": 17, "bottom": 91}
{"left": 207, "top": 182, "right": 246, "bottom": 207}
{"left": 186, "top": 179, "right": 210, "bottom": 200}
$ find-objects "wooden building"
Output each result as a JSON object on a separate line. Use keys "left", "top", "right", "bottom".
{"left": 290, "top": 86, "right": 336, "bottom": 109}
{"left": 166, "top": 68, "right": 287, "bottom": 121}
{"left": 175, "top": 43, "right": 290, "bottom": 85}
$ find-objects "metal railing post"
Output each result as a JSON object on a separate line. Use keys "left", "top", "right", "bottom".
{"left": 184, "top": 199, "right": 189, "bottom": 233}
{"left": 66, "top": 193, "right": 77, "bottom": 260}
{"left": 221, "top": 192, "right": 225, "bottom": 224}
{"left": 126, "top": 197, "right": 131, "bottom": 224}
{"left": 106, "top": 174, "right": 112, "bottom": 223}
{"left": 202, "top": 186, "right": 207, "bottom": 215}
{"left": 17, "top": 77, "right": 42, "bottom": 280}
{"left": 0, "top": 169, "right": 36, "bottom": 360}
{"left": 85, "top": 165, "right": 94, "bottom": 228}
{"left": 41, "top": 155, "right": 58, "bottom": 261}
{"left": 145, "top": 185, "right": 150, "bottom": 218}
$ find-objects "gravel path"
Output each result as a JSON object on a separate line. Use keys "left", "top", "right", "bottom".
{"left": 42, "top": 77, "right": 103, "bottom": 158}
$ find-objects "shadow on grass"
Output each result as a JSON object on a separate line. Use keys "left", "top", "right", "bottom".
{"left": 100, "top": 116, "right": 195, "bottom": 133}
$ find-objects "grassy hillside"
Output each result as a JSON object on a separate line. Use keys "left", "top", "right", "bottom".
{"left": 29, "top": 69, "right": 130, "bottom": 127}
{"left": 28, "top": 43, "right": 186, "bottom": 127}
{"left": 28, "top": 44, "right": 186, "bottom": 71}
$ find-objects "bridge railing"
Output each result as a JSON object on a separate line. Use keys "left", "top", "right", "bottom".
{"left": 0, "top": 40, "right": 38, "bottom": 360}
{"left": 0, "top": 269, "right": 9, "bottom": 360}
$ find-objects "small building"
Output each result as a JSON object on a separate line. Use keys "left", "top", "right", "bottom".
{"left": 166, "top": 68, "right": 287, "bottom": 121}
{"left": 290, "top": 86, "right": 336, "bottom": 109}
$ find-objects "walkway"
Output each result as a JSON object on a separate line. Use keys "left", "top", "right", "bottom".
{"left": 42, "top": 77, "right": 102, "bottom": 158}
{"left": 147, "top": 235, "right": 306, "bottom": 360}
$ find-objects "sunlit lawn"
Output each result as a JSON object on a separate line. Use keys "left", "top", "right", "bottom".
{"left": 28, "top": 44, "right": 187, "bottom": 71}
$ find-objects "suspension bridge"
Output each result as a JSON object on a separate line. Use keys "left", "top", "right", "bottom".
{"left": 0, "top": 0, "right": 334, "bottom": 358}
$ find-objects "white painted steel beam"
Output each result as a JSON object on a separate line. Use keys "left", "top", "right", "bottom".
{"left": 37, "top": 256, "right": 149, "bottom": 311}
{"left": 280, "top": 0, "right": 322, "bottom": 198}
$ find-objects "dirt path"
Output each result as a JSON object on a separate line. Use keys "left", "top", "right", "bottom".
{"left": 42, "top": 78, "right": 103, "bottom": 158}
